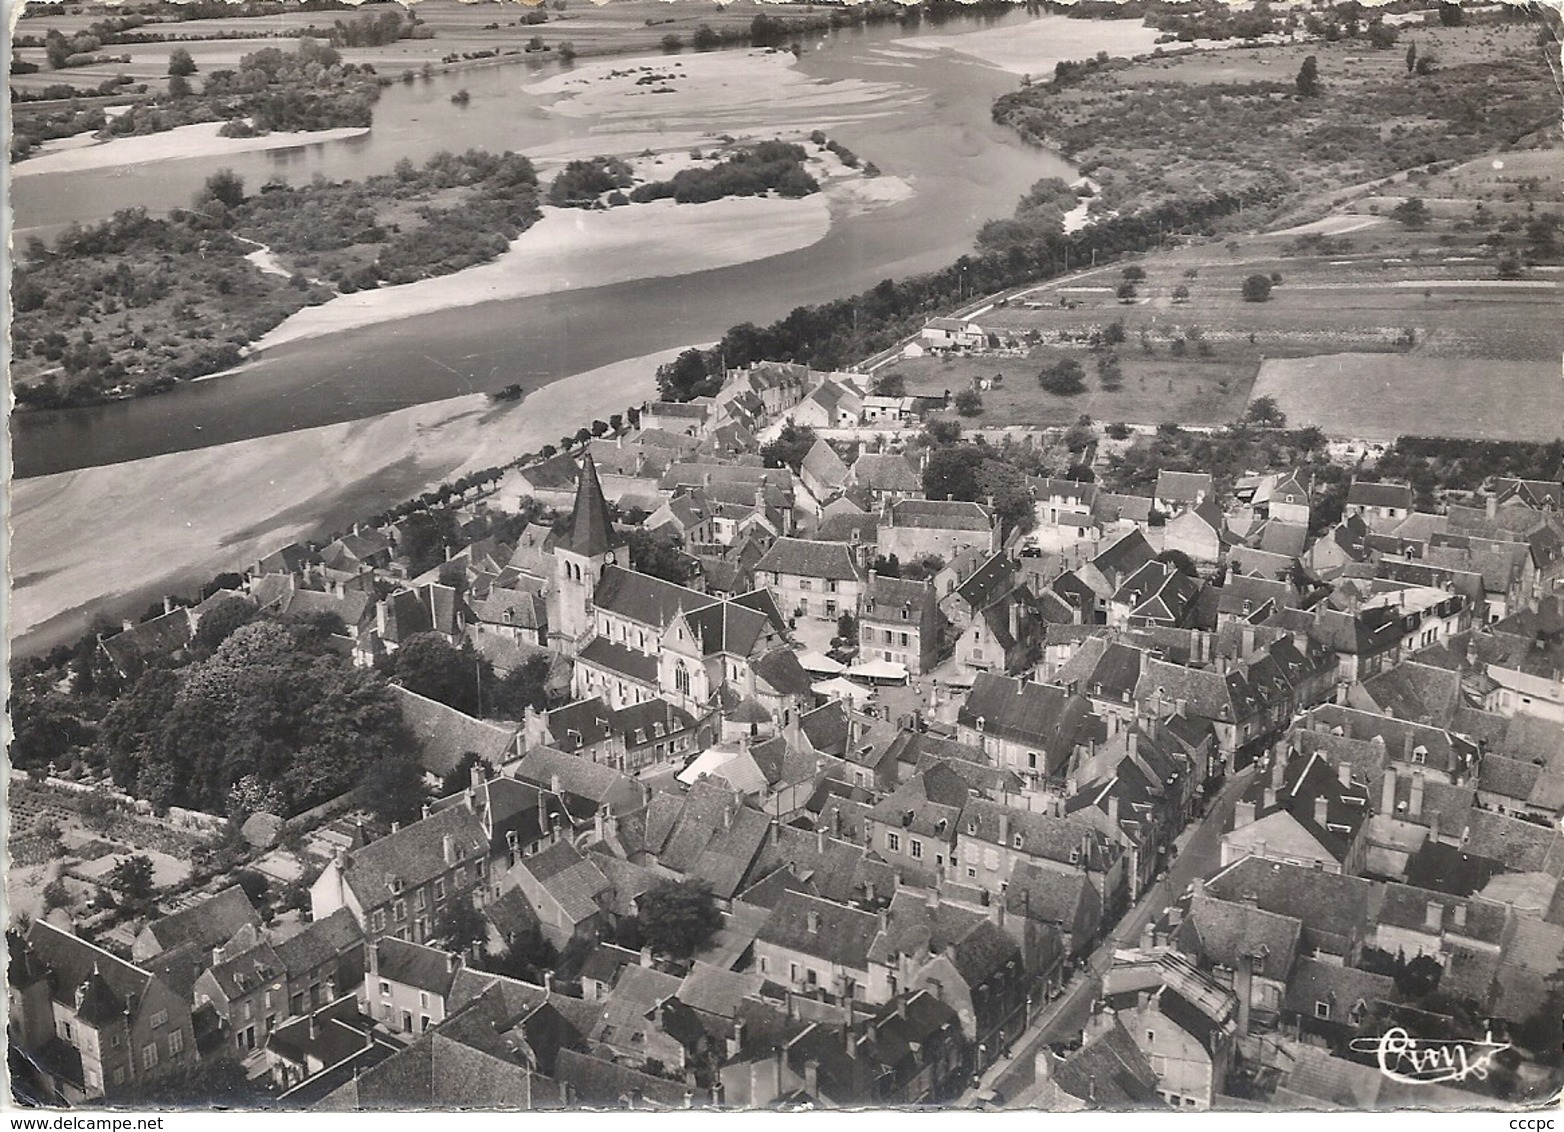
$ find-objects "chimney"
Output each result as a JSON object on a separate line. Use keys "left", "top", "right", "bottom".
{"left": 1234, "top": 800, "right": 1255, "bottom": 828}
{"left": 391, "top": 821, "right": 400, "bottom": 835}
{"left": 1107, "top": 793, "right": 1119, "bottom": 829}
{"left": 1381, "top": 766, "right": 1396, "bottom": 813}
{"left": 999, "top": 811, "right": 1010, "bottom": 848}
{"left": 1271, "top": 753, "right": 1286, "bottom": 789}
{"left": 1034, "top": 1046, "right": 1056, "bottom": 1087}
{"left": 640, "top": 946, "right": 653, "bottom": 968}
{"left": 803, "top": 1060, "right": 819, "bottom": 1099}
{"left": 1127, "top": 731, "right": 1138, "bottom": 760}
{"left": 816, "top": 827, "right": 826, "bottom": 855}
{"left": 443, "top": 834, "right": 455, "bottom": 866}
{"left": 550, "top": 773, "right": 562, "bottom": 796}
{"left": 806, "top": 910, "right": 821, "bottom": 934}
{"left": 1410, "top": 770, "right": 1425, "bottom": 820}
{"left": 544, "top": 971, "right": 554, "bottom": 994}
{"left": 1141, "top": 922, "right": 1155, "bottom": 951}
{"left": 1191, "top": 877, "right": 1205, "bottom": 901}
{"left": 878, "top": 908, "right": 889, "bottom": 935}
{"left": 1235, "top": 952, "right": 1253, "bottom": 1035}
{"left": 1486, "top": 493, "right": 1498, "bottom": 520}
{"left": 1338, "top": 761, "right": 1352, "bottom": 789}
{"left": 1314, "top": 795, "right": 1329, "bottom": 826}
{"left": 1241, "top": 624, "right": 1256, "bottom": 658}
{"left": 422, "top": 803, "right": 432, "bottom": 821}
{"left": 1453, "top": 903, "right": 1467, "bottom": 930}
{"left": 447, "top": 951, "right": 459, "bottom": 974}
{"left": 309, "top": 1015, "right": 318, "bottom": 1042}
{"left": 926, "top": 887, "right": 940, "bottom": 911}
{"left": 368, "top": 943, "right": 379, "bottom": 976}
{"left": 1425, "top": 901, "right": 1443, "bottom": 931}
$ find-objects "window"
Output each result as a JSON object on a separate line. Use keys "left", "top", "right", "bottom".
{"left": 393, "top": 899, "right": 407, "bottom": 921}
{"left": 421, "top": 1015, "right": 432, "bottom": 1033}
{"left": 60, "top": 1021, "right": 73, "bottom": 1041}
{"left": 966, "top": 866, "right": 977, "bottom": 879}
{"left": 1315, "top": 1001, "right": 1331, "bottom": 1019}
{"left": 758, "top": 956, "right": 768, "bottom": 974}
{"left": 419, "top": 992, "right": 429, "bottom": 1009}
{"left": 1028, "top": 752, "right": 1038, "bottom": 770}
{"left": 113, "top": 1068, "right": 126, "bottom": 1087}
{"left": 1012, "top": 834, "right": 1023, "bottom": 850}
{"left": 790, "top": 963, "right": 799, "bottom": 983}
{"left": 168, "top": 1028, "right": 184, "bottom": 1057}
{"left": 380, "top": 981, "right": 391, "bottom": 998}
{"left": 887, "top": 832, "right": 901, "bottom": 852}
{"left": 910, "top": 839, "right": 923, "bottom": 860}
{"left": 142, "top": 1042, "right": 159, "bottom": 1071}
{"left": 433, "top": 878, "right": 446, "bottom": 902}
{"left": 150, "top": 1009, "right": 168, "bottom": 1029}
{"left": 415, "top": 888, "right": 427, "bottom": 910}
{"left": 371, "top": 909, "right": 386, "bottom": 932}
{"left": 1147, "top": 1030, "right": 1155, "bottom": 1044}
{"left": 900, "top": 632, "right": 910, "bottom": 647}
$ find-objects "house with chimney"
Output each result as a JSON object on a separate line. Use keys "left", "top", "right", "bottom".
{"left": 954, "top": 798, "right": 1126, "bottom": 923}
{"left": 1221, "top": 744, "right": 1373, "bottom": 875}
{"left": 754, "top": 537, "right": 864, "bottom": 623}
{"left": 11, "top": 921, "right": 198, "bottom": 1104}
{"left": 1344, "top": 480, "right": 1416, "bottom": 531}
{"left": 1174, "top": 890, "right": 1301, "bottom": 1035}
{"left": 510, "top": 840, "right": 612, "bottom": 950}
{"left": 859, "top": 574, "right": 943, "bottom": 676}
{"left": 362, "top": 938, "right": 464, "bottom": 1036}
{"left": 754, "top": 890, "right": 881, "bottom": 1004}
{"left": 1097, "top": 951, "right": 1239, "bottom": 1109}
{"left": 1154, "top": 471, "right": 1213, "bottom": 517}
{"left": 309, "top": 804, "right": 492, "bottom": 946}
{"left": 956, "top": 673, "right": 1104, "bottom": 793}
{"left": 877, "top": 500, "right": 1000, "bottom": 565}
{"left": 864, "top": 763, "right": 970, "bottom": 878}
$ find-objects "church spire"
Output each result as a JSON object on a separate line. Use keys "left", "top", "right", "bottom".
{"left": 562, "top": 452, "right": 618, "bottom": 559}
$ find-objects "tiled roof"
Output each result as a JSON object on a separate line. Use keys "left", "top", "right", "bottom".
{"left": 863, "top": 574, "right": 935, "bottom": 619}
{"left": 1004, "top": 859, "right": 1098, "bottom": 929}
{"left": 576, "top": 636, "right": 661, "bottom": 685}
{"left": 592, "top": 565, "right": 713, "bottom": 629}
{"left": 520, "top": 840, "right": 611, "bottom": 923}
{"left": 99, "top": 608, "right": 193, "bottom": 675}
{"left": 374, "top": 937, "right": 462, "bottom": 998}
{"left": 682, "top": 599, "right": 775, "bottom": 659}
{"left": 962, "top": 798, "right": 1114, "bottom": 871}
{"left": 675, "top": 961, "right": 767, "bottom": 1019}
{"left": 799, "top": 699, "right": 851, "bottom": 757}
{"left": 1347, "top": 481, "right": 1415, "bottom": 510}
{"left": 1462, "top": 808, "right": 1564, "bottom": 876}
{"left": 392, "top": 685, "right": 519, "bottom": 775}
{"left": 1206, "top": 857, "right": 1372, "bottom": 954}
{"left": 28, "top": 921, "right": 155, "bottom": 1018}
{"left": 654, "top": 779, "right": 771, "bottom": 899}
{"left": 1374, "top": 882, "right": 1508, "bottom": 945}
{"left": 273, "top": 907, "right": 362, "bottom": 977}
{"left": 1053, "top": 1019, "right": 1163, "bottom": 1108}
{"left": 816, "top": 511, "right": 879, "bottom": 543}
{"left": 888, "top": 499, "right": 993, "bottom": 531}
{"left": 140, "top": 885, "right": 260, "bottom": 957}
{"left": 952, "top": 551, "right": 1016, "bottom": 611}
{"left": 340, "top": 806, "right": 489, "bottom": 911}
{"left": 755, "top": 537, "right": 861, "bottom": 582}
{"left": 753, "top": 648, "right": 815, "bottom": 697}
{"left": 1177, "top": 893, "right": 1301, "bottom": 978}
{"left": 1283, "top": 957, "right": 1397, "bottom": 1021}
{"left": 957, "top": 674, "right": 1097, "bottom": 769}
{"left": 1155, "top": 470, "right": 1212, "bottom": 503}
{"left": 757, "top": 890, "right": 880, "bottom": 971}
{"left": 850, "top": 452, "right": 922, "bottom": 493}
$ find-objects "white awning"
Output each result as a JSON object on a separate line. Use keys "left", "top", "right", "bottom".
{"left": 811, "top": 678, "right": 872, "bottom": 706}
{"left": 797, "top": 650, "right": 846, "bottom": 675}
{"left": 846, "top": 659, "right": 910, "bottom": 684}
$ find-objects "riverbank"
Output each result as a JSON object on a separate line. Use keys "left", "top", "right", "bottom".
{"left": 13, "top": 121, "right": 372, "bottom": 178}
{"left": 872, "top": 13, "right": 1164, "bottom": 77}
{"left": 8, "top": 345, "right": 683, "bottom": 657}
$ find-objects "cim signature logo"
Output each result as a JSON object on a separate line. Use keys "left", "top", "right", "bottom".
{"left": 1348, "top": 1027, "right": 1511, "bottom": 1086}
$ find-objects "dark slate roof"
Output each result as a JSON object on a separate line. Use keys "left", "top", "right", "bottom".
{"left": 28, "top": 921, "right": 154, "bottom": 1019}
{"left": 1283, "top": 957, "right": 1397, "bottom": 1021}
{"left": 373, "top": 937, "right": 462, "bottom": 999}
{"left": 578, "top": 635, "right": 660, "bottom": 684}
{"left": 754, "top": 648, "right": 815, "bottom": 697}
{"left": 99, "top": 608, "right": 193, "bottom": 676}
{"left": 520, "top": 840, "right": 611, "bottom": 923}
{"left": 1205, "top": 857, "right": 1372, "bottom": 954}
{"left": 592, "top": 565, "right": 713, "bottom": 629}
{"left": 393, "top": 685, "right": 520, "bottom": 776}
{"left": 757, "top": 890, "right": 880, "bottom": 971}
{"left": 888, "top": 499, "right": 993, "bottom": 531}
{"left": 962, "top": 798, "right": 1115, "bottom": 872}
{"left": 799, "top": 699, "right": 852, "bottom": 758}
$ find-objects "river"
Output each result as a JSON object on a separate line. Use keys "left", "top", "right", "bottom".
{"left": 9, "top": 11, "right": 1164, "bottom": 478}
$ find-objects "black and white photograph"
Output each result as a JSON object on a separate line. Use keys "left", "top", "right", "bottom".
{"left": 4, "top": 0, "right": 1564, "bottom": 1116}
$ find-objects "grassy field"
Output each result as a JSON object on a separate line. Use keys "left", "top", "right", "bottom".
{"left": 1251, "top": 355, "right": 1564, "bottom": 442}
{"left": 11, "top": 0, "right": 789, "bottom": 92}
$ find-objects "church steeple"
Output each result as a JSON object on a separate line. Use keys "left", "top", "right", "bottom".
{"left": 562, "top": 452, "right": 619, "bottom": 559}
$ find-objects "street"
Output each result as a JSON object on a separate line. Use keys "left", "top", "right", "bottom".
{"left": 964, "top": 764, "right": 1259, "bottom": 1106}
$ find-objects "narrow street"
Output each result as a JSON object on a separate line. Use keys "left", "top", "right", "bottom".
{"left": 964, "top": 764, "right": 1259, "bottom": 1106}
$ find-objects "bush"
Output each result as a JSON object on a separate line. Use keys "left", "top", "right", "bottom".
{"left": 1105, "top": 421, "right": 1132, "bottom": 440}
{"left": 953, "top": 387, "right": 984, "bottom": 416}
{"left": 1242, "top": 274, "right": 1273, "bottom": 302}
{"left": 1039, "top": 358, "right": 1087, "bottom": 396}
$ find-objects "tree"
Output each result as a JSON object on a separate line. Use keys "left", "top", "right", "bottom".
{"left": 194, "top": 596, "right": 256, "bottom": 651}
{"left": 872, "top": 554, "right": 902, "bottom": 577}
{"left": 441, "top": 752, "right": 490, "bottom": 799}
{"left": 1064, "top": 415, "right": 1095, "bottom": 453}
{"left": 432, "top": 891, "right": 487, "bottom": 957}
{"left": 656, "top": 348, "right": 719, "bottom": 402}
{"left": 400, "top": 510, "right": 457, "bottom": 575}
{"left": 1038, "top": 358, "right": 1087, "bottom": 396}
{"left": 1242, "top": 274, "right": 1274, "bottom": 303}
{"left": 1437, "top": 1, "right": 1463, "bottom": 26}
{"left": 1120, "top": 265, "right": 1146, "bottom": 283}
{"left": 924, "top": 417, "right": 962, "bottom": 446}
{"left": 760, "top": 422, "right": 817, "bottom": 472}
{"left": 1295, "top": 55, "right": 1321, "bottom": 97}
{"left": 1367, "top": 20, "right": 1397, "bottom": 49}
{"left": 79, "top": 789, "right": 119, "bottom": 835}
{"left": 871, "top": 372, "right": 907, "bottom": 397}
{"left": 110, "top": 854, "right": 157, "bottom": 903}
{"left": 168, "top": 47, "right": 197, "bottom": 76}
{"left": 1116, "top": 281, "right": 1137, "bottom": 303}
{"left": 485, "top": 924, "right": 559, "bottom": 982}
{"left": 635, "top": 878, "right": 722, "bottom": 958}
{"left": 357, "top": 747, "right": 427, "bottom": 827}
{"left": 1391, "top": 197, "right": 1430, "bottom": 228}
{"left": 953, "top": 387, "right": 984, "bottom": 416}
{"left": 661, "top": 32, "right": 684, "bottom": 52}
{"left": 1414, "top": 52, "right": 1437, "bottom": 76}
{"left": 626, "top": 527, "right": 696, "bottom": 585}
{"left": 489, "top": 654, "right": 554, "bottom": 719}
{"left": 1105, "top": 421, "right": 1132, "bottom": 440}
{"left": 923, "top": 444, "right": 986, "bottom": 502}
{"left": 197, "top": 169, "right": 245, "bottom": 210}
{"left": 1405, "top": 40, "right": 1417, "bottom": 74}
{"left": 692, "top": 23, "right": 721, "bottom": 50}
{"left": 1172, "top": 284, "right": 1190, "bottom": 304}
{"left": 836, "top": 611, "right": 858, "bottom": 642}
{"left": 393, "top": 633, "right": 489, "bottom": 716}
{"left": 1244, "top": 395, "right": 1287, "bottom": 428}
{"left": 42, "top": 878, "right": 70, "bottom": 913}
{"left": 168, "top": 73, "right": 192, "bottom": 99}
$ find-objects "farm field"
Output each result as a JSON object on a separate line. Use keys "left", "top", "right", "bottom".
{"left": 1250, "top": 355, "right": 1564, "bottom": 443}
{"left": 11, "top": 0, "right": 799, "bottom": 91}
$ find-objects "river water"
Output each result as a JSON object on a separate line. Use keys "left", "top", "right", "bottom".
{"left": 11, "top": 12, "right": 1155, "bottom": 478}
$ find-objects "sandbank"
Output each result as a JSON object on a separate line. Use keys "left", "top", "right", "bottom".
{"left": 13, "top": 122, "right": 372, "bottom": 178}
{"left": 9, "top": 346, "right": 680, "bottom": 653}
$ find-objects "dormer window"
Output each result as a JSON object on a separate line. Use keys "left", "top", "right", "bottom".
{"left": 967, "top": 821, "right": 976, "bottom": 835}
{"left": 1069, "top": 848, "right": 1080, "bottom": 864}
{"left": 1412, "top": 746, "right": 1428, "bottom": 764}
{"left": 1012, "top": 833, "right": 1023, "bottom": 850}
